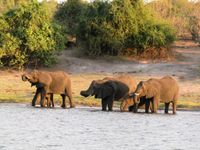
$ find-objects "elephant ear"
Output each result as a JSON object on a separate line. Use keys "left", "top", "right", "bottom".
{"left": 101, "top": 81, "right": 116, "bottom": 99}
{"left": 35, "top": 70, "right": 52, "bottom": 86}
{"left": 144, "top": 81, "right": 159, "bottom": 99}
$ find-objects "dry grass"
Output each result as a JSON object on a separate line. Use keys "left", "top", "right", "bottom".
{"left": 0, "top": 71, "right": 200, "bottom": 110}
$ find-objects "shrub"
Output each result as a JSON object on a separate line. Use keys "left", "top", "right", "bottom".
{"left": 0, "top": 0, "right": 65, "bottom": 69}
{"left": 77, "top": 0, "right": 175, "bottom": 57}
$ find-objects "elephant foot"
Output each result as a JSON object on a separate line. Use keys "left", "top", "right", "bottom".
{"left": 61, "top": 106, "right": 67, "bottom": 109}
{"left": 173, "top": 112, "right": 176, "bottom": 115}
{"left": 70, "top": 104, "right": 76, "bottom": 108}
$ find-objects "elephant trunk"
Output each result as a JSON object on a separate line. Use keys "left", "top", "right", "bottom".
{"left": 80, "top": 90, "right": 90, "bottom": 97}
{"left": 80, "top": 81, "right": 96, "bottom": 97}
{"left": 22, "top": 74, "right": 29, "bottom": 81}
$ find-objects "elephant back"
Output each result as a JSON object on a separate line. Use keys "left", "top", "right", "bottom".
{"left": 159, "top": 76, "right": 179, "bottom": 103}
{"left": 114, "top": 74, "right": 136, "bottom": 93}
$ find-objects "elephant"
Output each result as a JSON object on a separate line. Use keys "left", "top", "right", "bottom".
{"left": 127, "top": 96, "right": 153, "bottom": 113}
{"left": 80, "top": 75, "right": 137, "bottom": 111}
{"left": 123, "top": 76, "right": 179, "bottom": 114}
{"left": 22, "top": 70, "right": 75, "bottom": 108}
{"left": 31, "top": 82, "right": 54, "bottom": 108}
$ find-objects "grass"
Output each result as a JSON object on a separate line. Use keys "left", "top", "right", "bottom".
{"left": 0, "top": 71, "right": 200, "bottom": 110}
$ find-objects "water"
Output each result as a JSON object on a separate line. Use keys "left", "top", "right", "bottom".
{"left": 0, "top": 103, "right": 200, "bottom": 150}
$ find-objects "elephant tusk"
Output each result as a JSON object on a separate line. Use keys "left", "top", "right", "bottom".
{"left": 135, "top": 93, "right": 140, "bottom": 96}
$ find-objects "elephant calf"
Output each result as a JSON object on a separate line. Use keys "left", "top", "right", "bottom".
{"left": 122, "top": 76, "right": 179, "bottom": 114}
{"left": 22, "top": 70, "right": 75, "bottom": 109}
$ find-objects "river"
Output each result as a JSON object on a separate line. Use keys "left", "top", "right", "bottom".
{"left": 0, "top": 103, "right": 200, "bottom": 150}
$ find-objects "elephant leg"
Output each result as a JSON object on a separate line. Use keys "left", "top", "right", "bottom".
{"left": 50, "top": 94, "right": 54, "bottom": 108}
{"left": 151, "top": 98, "right": 158, "bottom": 113}
{"left": 32, "top": 88, "right": 41, "bottom": 106}
{"left": 101, "top": 98, "right": 107, "bottom": 111}
{"left": 145, "top": 99, "right": 150, "bottom": 113}
{"left": 172, "top": 101, "right": 177, "bottom": 114}
{"left": 46, "top": 96, "right": 51, "bottom": 108}
{"left": 128, "top": 105, "right": 134, "bottom": 112}
{"left": 40, "top": 89, "right": 46, "bottom": 108}
{"left": 61, "top": 94, "right": 66, "bottom": 108}
{"left": 133, "top": 103, "right": 138, "bottom": 113}
{"left": 107, "top": 98, "right": 113, "bottom": 111}
{"left": 68, "top": 95, "right": 75, "bottom": 108}
{"left": 165, "top": 102, "right": 170, "bottom": 114}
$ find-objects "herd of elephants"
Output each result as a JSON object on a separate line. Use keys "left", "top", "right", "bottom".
{"left": 21, "top": 70, "right": 179, "bottom": 114}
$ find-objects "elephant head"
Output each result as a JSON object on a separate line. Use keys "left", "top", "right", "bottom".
{"left": 93, "top": 81, "right": 116, "bottom": 99}
{"left": 22, "top": 70, "right": 40, "bottom": 84}
{"left": 80, "top": 80, "right": 116, "bottom": 99}
{"left": 133, "top": 81, "right": 146, "bottom": 104}
{"left": 80, "top": 80, "right": 97, "bottom": 97}
{"left": 120, "top": 81, "right": 150, "bottom": 112}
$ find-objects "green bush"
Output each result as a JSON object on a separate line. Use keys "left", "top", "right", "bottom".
{"left": 55, "top": 0, "right": 87, "bottom": 36}
{"left": 77, "top": 0, "right": 176, "bottom": 57}
{"left": 0, "top": 0, "right": 65, "bottom": 69}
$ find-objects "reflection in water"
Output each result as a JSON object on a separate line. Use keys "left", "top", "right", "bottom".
{"left": 0, "top": 104, "right": 200, "bottom": 150}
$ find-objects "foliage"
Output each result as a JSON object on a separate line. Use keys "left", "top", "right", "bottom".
{"left": 0, "top": 0, "right": 65, "bottom": 69}
{"left": 147, "top": 0, "right": 200, "bottom": 39}
{"left": 77, "top": 0, "right": 175, "bottom": 56}
{"left": 55, "top": 0, "right": 88, "bottom": 36}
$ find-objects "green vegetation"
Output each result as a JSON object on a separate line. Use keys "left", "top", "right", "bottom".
{"left": 1, "top": 0, "right": 199, "bottom": 68}
{"left": 0, "top": 0, "right": 64, "bottom": 69}
{"left": 76, "top": 0, "right": 175, "bottom": 56}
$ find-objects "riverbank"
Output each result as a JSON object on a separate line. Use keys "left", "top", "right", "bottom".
{"left": 0, "top": 71, "right": 200, "bottom": 111}
{"left": 1, "top": 40, "right": 200, "bottom": 110}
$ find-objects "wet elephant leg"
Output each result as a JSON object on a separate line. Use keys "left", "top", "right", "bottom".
{"left": 145, "top": 99, "right": 150, "bottom": 113}
{"left": 102, "top": 98, "right": 108, "bottom": 111}
{"left": 40, "top": 89, "right": 46, "bottom": 108}
{"left": 128, "top": 105, "right": 134, "bottom": 112}
{"left": 61, "top": 94, "right": 66, "bottom": 108}
{"left": 133, "top": 103, "right": 138, "bottom": 113}
{"left": 50, "top": 94, "right": 54, "bottom": 108}
{"left": 165, "top": 102, "right": 170, "bottom": 114}
{"left": 151, "top": 98, "right": 158, "bottom": 113}
{"left": 172, "top": 101, "right": 177, "bottom": 114}
{"left": 68, "top": 95, "right": 75, "bottom": 108}
{"left": 32, "top": 88, "right": 41, "bottom": 106}
{"left": 107, "top": 97, "right": 114, "bottom": 111}
{"left": 46, "top": 94, "right": 52, "bottom": 108}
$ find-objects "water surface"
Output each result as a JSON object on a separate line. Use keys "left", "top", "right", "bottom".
{"left": 0, "top": 103, "right": 199, "bottom": 150}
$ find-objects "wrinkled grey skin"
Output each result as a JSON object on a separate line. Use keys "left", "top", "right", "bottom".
{"left": 80, "top": 80, "right": 129, "bottom": 111}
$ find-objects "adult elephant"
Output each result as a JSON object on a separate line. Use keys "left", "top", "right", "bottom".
{"left": 22, "top": 70, "right": 75, "bottom": 108}
{"left": 123, "top": 76, "right": 179, "bottom": 114}
{"left": 80, "top": 75, "right": 137, "bottom": 111}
